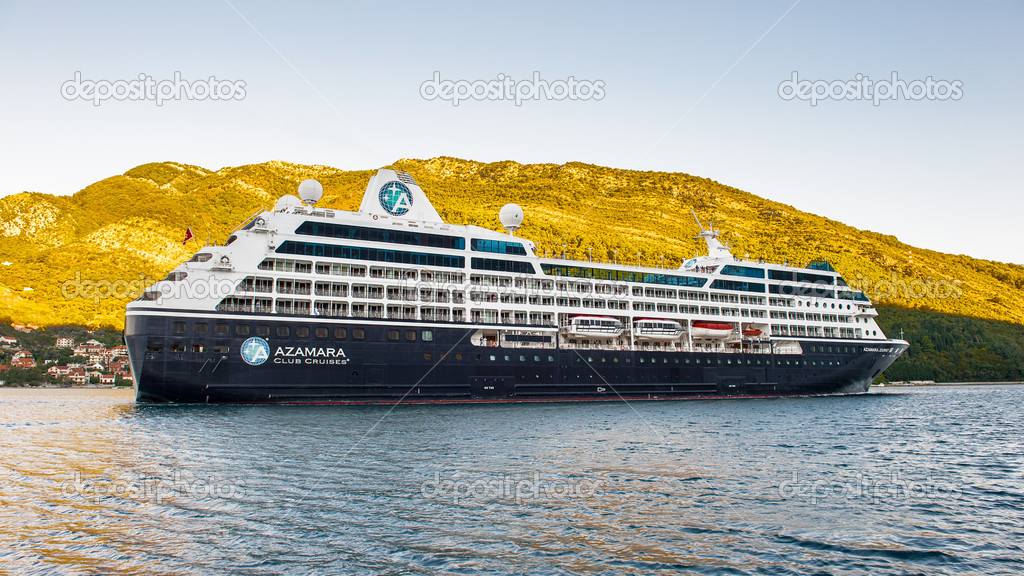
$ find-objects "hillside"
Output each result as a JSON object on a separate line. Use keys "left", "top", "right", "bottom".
{"left": 0, "top": 157, "right": 1022, "bottom": 331}
{"left": 873, "top": 305, "right": 1024, "bottom": 382}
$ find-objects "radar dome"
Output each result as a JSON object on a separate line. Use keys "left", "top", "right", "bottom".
{"left": 499, "top": 203, "right": 524, "bottom": 234}
{"left": 298, "top": 179, "right": 323, "bottom": 205}
{"left": 275, "top": 195, "right": 302, "bottom": 212}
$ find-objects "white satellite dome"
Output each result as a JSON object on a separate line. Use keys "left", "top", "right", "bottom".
{"left": 298, "top": 179, "right": 324, "bottom": 205}
{"left": 499, "top": 203, "right": 524, "bottom": 234}
{"left": 275, "top": 194, "right": 302, "bottom": 212}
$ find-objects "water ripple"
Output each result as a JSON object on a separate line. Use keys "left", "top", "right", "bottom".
{"left": 1, "top": 386, "right": 1022, "bottom": 575}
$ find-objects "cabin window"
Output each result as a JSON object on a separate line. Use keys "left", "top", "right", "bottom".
{"left": 172, "top": 321, "right": 186, "bottom": 334}
{"left": 334, "top": 327, "right": 347, "bottom": 339}
{"left": 235, "top": 325, "right": 250, "bottom": 336}
{"left": 215, "top": 323, "right": 229, "bottom": 335}
{"left": 257, "top": 325, "right": 270, "bottom": 337}
{"left": 421, "top": 330, "right": 433, "bottom": 342}
{"left": 277, "top": 326, "right": 290, "bottom": 337}
{"left": 405, "top": 330, "right": 416, "bottom": 342}
{"left": 212, "top": 345, "right": 229, "bottom": 354}
{"left": 315, "top": 327, "right": 328, "bottom": 339}
{"left": 194, "top": 323, "right": 208, "bottom": 334}
{"left": 296, "top": 327, "right": 310, "bottom": 338}
{"left": 388, "top": 329, "right": 400, "bottom": 341}
{"left": 353, "top": 328, "right": 365, "bottom": 340}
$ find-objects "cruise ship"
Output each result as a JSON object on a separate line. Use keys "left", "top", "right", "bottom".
{"left": 124, "top": 169, "right": 908, "bottom": 403}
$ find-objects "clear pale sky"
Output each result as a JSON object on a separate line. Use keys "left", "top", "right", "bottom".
{"left": 0, "top": 1, "right": 1020, "bottom": 263}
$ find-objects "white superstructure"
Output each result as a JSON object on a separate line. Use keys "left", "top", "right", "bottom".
{"left": 132, "top": 169, "right": 890, "bottom": 355}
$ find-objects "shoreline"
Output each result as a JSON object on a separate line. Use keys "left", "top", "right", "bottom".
{"left": 0, "top": 384, "right": 132, "bottom": 390}
{"left": 4, "top": 381, "right": 1019, "bottom": 389}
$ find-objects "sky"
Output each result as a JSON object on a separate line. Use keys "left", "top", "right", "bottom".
{"left": 0, "top": 0, "right": 1021, "bottom": 264}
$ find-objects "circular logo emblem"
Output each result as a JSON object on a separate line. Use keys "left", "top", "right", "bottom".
{"left": 378, "top": 181, "right": 413, "bottom": 216}
{"left": 240, "top": 337, "right": 270, "bottom": 366}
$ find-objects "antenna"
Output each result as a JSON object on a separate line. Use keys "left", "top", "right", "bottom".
{"left": 690, "top": 209, "right": 706, "bottom": 232}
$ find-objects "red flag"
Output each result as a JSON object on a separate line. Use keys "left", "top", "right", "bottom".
{"left": 182, "top": 227, "right": 194, "bottom": 245}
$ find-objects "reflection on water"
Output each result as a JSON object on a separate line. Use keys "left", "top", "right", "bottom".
{"left": 1, "top": 386, "right": 1022, "bottom": 575}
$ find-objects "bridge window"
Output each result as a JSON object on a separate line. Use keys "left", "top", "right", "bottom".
{"left": 278, "top": 241, "right": 464, "bottom": 269}
{"left": 471, "top": 257, "right": 535, "bottom": 274}
{"left": 711, "top": 279, "right": 765, "bottom": 293}
{"left": 471, "top": 238, "right": 527, "bottom": 255}
{"left": 721, "top": 265, "right": 765, "bottom": 279}
{"left": 296, "top": 221, "right": 465, "bottom": 250}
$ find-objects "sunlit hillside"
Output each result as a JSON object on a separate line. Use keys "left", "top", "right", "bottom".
{"left": 0, "top": 157, "right": 1022, "bottom": 330}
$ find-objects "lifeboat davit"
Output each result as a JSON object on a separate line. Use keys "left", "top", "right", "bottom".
{"left": 635, "top": 319, "right": 685, "bottom": 340}
{"left": 691, "top": 321, "right": 734, "bottom": 339}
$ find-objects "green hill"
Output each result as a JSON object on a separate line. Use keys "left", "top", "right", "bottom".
{"left": 874, "top": 305, "right": 1024, "bottom": 382}
{"left": 0, "top": 157, "right": 1021, "bottom": 335}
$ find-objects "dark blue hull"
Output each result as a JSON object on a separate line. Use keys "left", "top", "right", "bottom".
{"left": 125, "top": 311, "right": 907, "bottom": 404}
